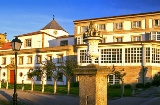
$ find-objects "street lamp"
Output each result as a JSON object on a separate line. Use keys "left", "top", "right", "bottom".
{"left": 11, "top": 37, "right": 22, "bottom": 105}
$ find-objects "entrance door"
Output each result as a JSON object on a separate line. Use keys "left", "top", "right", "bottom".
{"left": 10, "top": 70, "right": 14, "bottom": 84}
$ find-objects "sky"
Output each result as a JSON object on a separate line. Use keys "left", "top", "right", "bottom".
{"left": 0, "top": 0, "right": 160, "bottom": 40}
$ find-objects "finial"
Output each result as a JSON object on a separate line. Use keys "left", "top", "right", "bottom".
{"left": 53, "top": 15, "right": 55, "bottom": 20}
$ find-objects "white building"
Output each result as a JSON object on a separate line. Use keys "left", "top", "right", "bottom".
{"left": 0, "top": 18, "right": 75, "bottom": 85}
{"left": 74, "top": 11, "right": 160, "bottom": 85}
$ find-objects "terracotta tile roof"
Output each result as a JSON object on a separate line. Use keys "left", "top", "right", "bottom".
{"left": 16, "top": 31, "right": 55, "bottom": 38}
{"left": 0, "top": 42, "right": 12, "bottom": 50}
{"left": 41, "top": 19, "right": 67, "bottom": 32}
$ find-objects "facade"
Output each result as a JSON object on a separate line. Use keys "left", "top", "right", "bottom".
{"left": 0, "top": 19, "right": 75, "bottom": 85}
{"left": 74, "top": 11, "right": 160, "bottom": 85}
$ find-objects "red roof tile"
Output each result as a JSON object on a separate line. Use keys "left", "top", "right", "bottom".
{"left": 0, "top": 42, "right": 12, "bottom": 50}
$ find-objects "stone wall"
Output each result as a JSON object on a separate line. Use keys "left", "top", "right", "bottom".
{"left": 110, "top": 66, "right": 160, "bottom": 85}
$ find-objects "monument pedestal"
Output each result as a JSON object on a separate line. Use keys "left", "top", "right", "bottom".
{"left": 75, "top": 66, "right": 112, "bottom": 105}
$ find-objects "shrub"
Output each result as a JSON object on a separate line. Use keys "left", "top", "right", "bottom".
{"left": 136, "top": 83, "right": 144, "bottom": 88}
{"left": 71, "top": 81, "right": 79, "bottom": 87}
{"left": 110, "top": 84, "right": 121, "bottom": 88}
{"left": 124, "top": 84, "right": 131, "bottom": 88}
{"left": 145, "top": 82, "right": 152, "bottom": 88}
{"left": 152, "top": 73, "right": 160, "bottom": 86}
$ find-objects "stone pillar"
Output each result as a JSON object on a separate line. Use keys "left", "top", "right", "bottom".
{"left": 75, "top": 66, "right": 111, "bottom": 105}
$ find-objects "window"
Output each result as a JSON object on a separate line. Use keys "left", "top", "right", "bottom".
{"left": 116, "top": 37, "right": 122, "bottom": 42}
{"left": 146, "top": 47, "right": 150, "bottom": 63}
{"left": 132, "top": 21, "right": 141, "bottom": 28}
{"left": 114, "top": 36, "right": 123, "bottom": 42}
{"left": 81, "top": 26, "right": 88, "bottom": 33}
{"left": 36, "top": 55, "right": 42, "bottom": 64}
{"left": 76, "top": 36, "right": 86, "bottom": 45}
{"left": 99, "top": 24, "right": 105, "bottom": 30}
{"left": 47, "top": 76, "right": 52, "bottom": 81}
{"left": 101, "top": 48, "right": 122, "bottom": 63}
{"left": 79, "top": 50, "right": 99, "bottom": 64}
{"left": 36, "top": 75, "right": 41, "bottom": 81}
{"left": 80, "top": 50, "right": 91, "bottom": 63}
{"left": 2, "top": 57, "right": 6, "bottom": 65}
{"left": 125, "top": 48, "right": 142, "bottom": 63}
{"left": 152, "top": 48, "right": 160, "bottom": 63}
{"left": 132, "top": 36, "right": 141, "bottom": 41}
{"left": 25, "top": 39, "right": 32, "bottom": 47}
{"left": 57, "top": 54, "right": 63, "bottom": 63}
{"left": 27, "top": 56, "right": 32, "bottom": 64}
{"left": 47, "top": 54, "right": 52, "bottom": 61}
{"left": 115, "top": 22, "right": 123, "bottom": 30}
{"left": 56, "top": 67, "right": 63, "bottom": 81}
{"left": 10, "top": 57, "right": 15, "bottom": 64}
{"left": 108, "top": 74, "right": 120, "bottom": 85}
{"left": 19, "top": 56, "right": 23, "bottom": 64}
{"left": 151, "top": 32, "right": 160, "bottom": 41}
{"left": 60, "top": 40, "right": 68, "bottom": 46}
{"left": 58, "top": 73, "right": 63, "bottom": 81}
{"left": 154, "top": 19, "right": 160, "bottom": 26}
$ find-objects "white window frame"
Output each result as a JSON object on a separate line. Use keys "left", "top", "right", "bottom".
{"left": 151, "top": 32, "right": 160, "bottom": 41}
{"left": 99, "top": 24, "right": 106, "bottom": 31}
{"left": 25, "top": 39, "right": 32, "bottom": 47}
{"left": 131, "top": 35, "right": 142, "bottom": 41}
{"left": 113, "top": 36, "right": 123, "bottom": 42}
{"left": 115, "top": 22, "right": 123, "bottom": 30}
{"left": 132, "top": 21, "right": 141, "bottom": 28}
{"left": 108, "top": 74, "right": 120, "bottom": 85}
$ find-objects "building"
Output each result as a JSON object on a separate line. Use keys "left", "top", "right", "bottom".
{"left": 74, "top": 11, "right": 160, "bottom": 85}
{"left": 0, "top": 18, "right": 75, "bottom": 85}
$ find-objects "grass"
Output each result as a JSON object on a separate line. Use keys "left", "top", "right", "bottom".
{"left": 0, "top": 83, "right": 134, "bottom": 104}
{"left": 1, "top": 83, "right": 79, "bottom": 95}
{"left": 1, "top": 83, "right": 132, "bottom": 97}
{"left": 108, "top": 88, "right": 133, "bottom": 98}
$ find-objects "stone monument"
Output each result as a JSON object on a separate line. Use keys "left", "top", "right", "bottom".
{"left": 74, "top": 22, "right": 112, "bottom": 105}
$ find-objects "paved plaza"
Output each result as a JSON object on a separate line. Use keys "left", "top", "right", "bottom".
{"left": 0, "top": 88, "right": 160, "bottom": 105}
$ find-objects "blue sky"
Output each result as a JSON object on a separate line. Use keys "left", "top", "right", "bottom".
{"left": 0, "top": 0, "right": 160, "bottom": 40}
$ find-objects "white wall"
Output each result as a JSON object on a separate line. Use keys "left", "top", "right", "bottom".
{"left": 123, "top": 21, "right": 131, "bottom": 30}
{"left": 18, "top": 34, "right": 43, "bottom": 49}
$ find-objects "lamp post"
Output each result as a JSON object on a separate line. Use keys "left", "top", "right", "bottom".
{"left": 11, "top": 37, "right": 22, "bottom": 105}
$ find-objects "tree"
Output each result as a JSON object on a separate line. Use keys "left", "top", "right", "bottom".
{"left": 60, "top": 59, "right": 78, "bottom": 94}
{"left": 27, "top": 68, "right": 38, "bottom": 91}
{"left": 42, "top": 59, "right": 57, "bottom": 94}
{"left": 112, "top": 65, "right": 126, "bottom": 98}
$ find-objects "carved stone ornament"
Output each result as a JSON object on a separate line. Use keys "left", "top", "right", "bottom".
{"left": 83, "top": 21, "right": 102, "bottom": 64}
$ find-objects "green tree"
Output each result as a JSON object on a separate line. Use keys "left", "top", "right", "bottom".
{"left": 42, "top": 59, "right": 57, "bottom": 94}
{"left": 27, "top": 68, "right": 42, "bottom": 91}
{"left": 60, "top": 59, "right": 78, "bottom": 94}
{"left": 112, "top": 66, "right": 126, "bottom": 98}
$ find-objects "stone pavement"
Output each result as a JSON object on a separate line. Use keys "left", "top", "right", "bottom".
{"left": 0, "top": 88, "right": 79, "bottom": 105}
{"left": 0, "top": 87, "right": 160, "bottom": 105}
